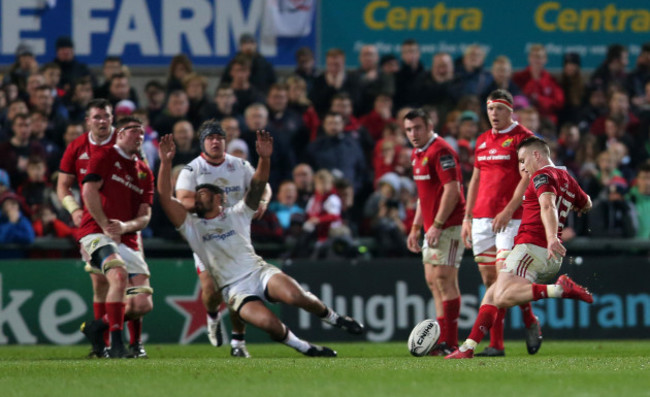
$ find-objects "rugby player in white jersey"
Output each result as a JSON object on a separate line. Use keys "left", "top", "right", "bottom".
{"left": 157, "top": 132, "right": 364, "bottom": 357}
{"left": 174, "top": 119, "right": 271, "bottom": 357}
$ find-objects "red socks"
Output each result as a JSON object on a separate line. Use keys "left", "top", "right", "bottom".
{"left": 93, "top": 302, "right": 109, "bottom": 346}
{"left": 128, "top": 318, "right": 142, "bottom": 345}
{"left": 436, "top": 316, "right": 446, "bottom": 344}
{"left": 443, "top": 297, "right": 460, "bottom": 348}
{"left": 105, "top": 302, "right": 126, "bottom": 332}
{"left": 520, "top": 302, "right": 537, "bottom": 328}
{"left": 532, "top": 284, "right": 549, "bottom": 301}
{"left": 489, "top": 307, "right": 506, "bottom": 350}
{"left": 468, "top": 304, "right": 498, "bottom": 344}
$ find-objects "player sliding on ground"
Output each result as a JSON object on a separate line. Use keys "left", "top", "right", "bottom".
{"left": 447, "top": 136, "right": 594, "bottom": 359}
{"left": 157, "top": 132, "right": 364, "bottom": 357}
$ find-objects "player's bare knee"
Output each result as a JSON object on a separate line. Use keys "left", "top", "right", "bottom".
{"left": 128, "top": 295, "right": 153, "bottom": 316}
{"left": 106, "top": 267, "right": 128, "bottom": 289}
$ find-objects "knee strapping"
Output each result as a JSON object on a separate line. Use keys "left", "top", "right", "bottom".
{"left": 125, "top": 286, "right": 154, "bottom": 296}
{"left": 496, "top": 249, "right": 511, "bottom": 262}
{"left": 475, "top": 251, "right": 497, "bottom": 264}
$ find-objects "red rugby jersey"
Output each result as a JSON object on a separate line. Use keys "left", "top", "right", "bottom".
{"left": 411, "top": 136, "right": 465, "bottom": 231}
{"left": 472, "top": 123, "right": 533, "bottom": 219}
{"left": 59, "top": 131, "right": 117, "bottom": 191}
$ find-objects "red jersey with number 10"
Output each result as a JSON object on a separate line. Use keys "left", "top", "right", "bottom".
{"left": 78, "top": 145, "right": 154, "bottom": 250}
{"left": 472, "top": 123, "right": 533, "bottom": 219}
{"left": 411, "top": 135, "right": 465, "bottom": 231}
{"left": 515, "top": 166, "right": 588, "bottom": 248}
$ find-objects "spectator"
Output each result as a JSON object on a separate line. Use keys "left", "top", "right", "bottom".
{"left": 1, "top": 99, "right": 28, "bottom": 140}
{"left": 64, "top": 76, "right": 93, "bottom": 122}
{"left": 627, "top": 160, "right": 650, "bottom": 238}
{"left": 588, "top": 178, "right": 637, "bottom": 238}
{"left": 359, "top": 93, "right": 395, "bottom": 142}
{"left": 199, "top": 83, "right": 240, "bottom": 123}
{"left": 294, "top": 47, "right": 318, "bottom": 94}
{"left": 30, "top": 110, "right": 61, "bottom": 173}
{"left": 0, "top": 191, "right": 35, "bottom": 246}
{"left": 226, "top": 138, "right": 249, "bottom": 161}
{"left": 310, "top": 48, "right": 360, "bottom": 117}
{"left": 558, "top": 53, "right": 586, "bottom": 125}
{"left": 590, "top": 44, "right": 629, "bottom": 94}
{"left": 3, "top": 43, "right": 38, "bottom": 94}
{"left": 457, "top": 110, "right": 480, "bottom": 148}
{"left": 379, "top": 53, "right": 399, "bottom": 97}
{"left": 577, "top": 84, "right": 608, "bottom": 134}
{"left": 133, "top": 108, "right": 159, "bottom": 168}
{"left": 292, "top": 163, "right": 314, "bottom": 209}
{"left": 352, "top": 45, "right": 392, "bottom": 116}
{"left": 229, "top": 55, "right": 265, "bottom": 113}
{"left": 515, "top": 107, "right": 541, "bottom": 136}
{"left": 302, "top": 169, "right": 344, "bottom": 258}
{"left": 152, "top": 90, "right": 189, "bottom": 136}
{"left": 373, "top": 122, "right": 405, "bottom": 184}
{"left": 286, "top": 75, "right": 320, "bottom": 140}
{"left": 481, "top": 55, "right": 521, "bottom": 104}
{"left": 414, "top": 52, "right": 455, "bottom": 120}
{"left": 62, "top": 122, "right": 83, "bottom": 149}
{"left": 24, "top": 73, "right": 45, "bottom": 103}
{"left": 394, "top": 39, "right": 426, "bottom": 110}
{"left": 451, "top": 44, "right": 493, "bottom": 102}
{"left": 94, "top": 56, "right": 124, "bottom": 98}
{"left": 221, "top": 33, "right": 277, "bottom": 94}
{"left": 513, "top": 44, "right": 564, "bottom": 125}
{"left": 556, "top": 123, "right": 582, "bottom": 176}
{"left": 627, "top": 43, "right": 650, "bottom": 110}
{"left": 183, "top": 73, "right": 210, "bottom": 129}
{"left": 306, "top": 112, "right": 366, "bottom": 194}
{"left": 330, "top": 92, "right": 375, "bottom": 163}
{"left": 107, "top": 72, "right": 139, "bottom": 109}
{"left": 166, "top": 54, "right": 193, "bottom": 93}
{"left": 268, "top": 180, "right": 305, "bottom": 233}
{"left": 52, "top": 36, "right": 94, "bottom": 93}
{"left": 144, "top": 80, "right": 166, "bottom": 123}
{"left": 0, "top": 113, "right": 46, "bottom": 189}
{"left": 41, "top": 63, "right": 65, "bottom": 99}
{"left": 0, "top": 169, "right": 11, "bottom": 195}
{"left": 114, "top": 99, "right": 136, "bottom": 122}
{"left": 17, "top": 156, "right": 54, "bottom": 219}
{"left": 31, "top": 204, "right": 77, "bottom": 259}
{"left": 29, "top": 84, "right": 68, "bottom": 146}
{"left": 590, "top": 89, "right": 640, "bottom": 137}
{"left": 266, "top": 83, "right": 307, "bottom": 156}
{"left": 221, "top": 116, "right": 242, "bottom": 145}
{"left": 169, "top": 120, "right": 199, "bottom": 167}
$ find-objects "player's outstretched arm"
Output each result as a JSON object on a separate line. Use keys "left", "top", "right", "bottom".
{"left": 245, "top": 130, "right": 273, "bottom": 210}
{"left": 157, "top": 134, "right": 187, "bottom": 228}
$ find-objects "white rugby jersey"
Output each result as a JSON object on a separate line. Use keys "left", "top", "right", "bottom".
{"left": 175, "top": 153, "right": 255, "bottom": 208}
{"left": 178, "top": 201, "right": 265, "bottom": 287}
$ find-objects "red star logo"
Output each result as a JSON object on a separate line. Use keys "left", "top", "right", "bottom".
{"left": 165, "top": 281, "right": 207, "bottom": 344}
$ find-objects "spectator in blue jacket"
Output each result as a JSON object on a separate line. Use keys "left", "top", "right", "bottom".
{"left": 0, "top": 191, "right": 35, "bottom": 245}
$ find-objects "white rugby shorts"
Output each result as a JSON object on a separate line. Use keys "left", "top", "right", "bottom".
{"left": 221, "top": 263, "right": 282, "bottom": 312}
{"left": 471, "top": 218, "right": 521, "bottom": 256}
{"left": 422, "top": 225, "right": 464, "bottom": 268}
{"left": 79, "top": 233, "right": 150, "bottom": 276}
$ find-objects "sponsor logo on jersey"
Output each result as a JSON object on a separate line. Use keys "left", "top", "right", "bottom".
{"left": 80, "top": 168, "right": 87, "bottom": 174}
{"left": 476, "top": 154, "right": 510, "bottom": 161}
{"left": 440, "top": 154, "right": 455, "bottom": 170}
{"left": 79, "top": 152, "right": 89, "bottom": 160}
{"left": 111, "top": 173, "right": 144, "bottom": 194}
{"left": 227, "top": 163, "right": 236, "bottom": 172}
{"left": 114, "top": 161, "right": 122, "bottom": 169}
{"left": 489, "top": 149, "right": 497, "bottom": 154}
{"left": 413, "top": 175, "right": 430, "bottom": 180}
{"left": 421, "top": 157, "right": 429, "bottom": 166}
{"left": 478, "top": 142, "right": 487, "bottom": 149}
{"left": 533, "top": 174, "right": 549, "bottom": 189}
{"left": 202, "top": 229, "right": 236, "bottom": 242}
{"left": 224, "top": 186, "right": 242, "bottom": 194}
{"left": 502, "top": 138, "right": 514, "bottom": 148}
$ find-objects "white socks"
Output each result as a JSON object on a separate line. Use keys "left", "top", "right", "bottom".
{"left": 547, "top": 284, "right": 563, "bottom": 298}
{"left": 322, "top": 307, "right": 340, "bottom": 325}
{"left": 282, "top": 329, "right": 310, "bottom": 353}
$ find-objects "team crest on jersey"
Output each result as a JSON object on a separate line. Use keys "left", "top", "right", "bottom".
{"left": 502, "top": 138, "right": 514, "bottom": 148}
{"left": 421, "top": 157, "right": 429, "bottom": 166}
{"left": 138, "top": 171, "right": 147, "bottom": 179}
{"left": 227, "top": 162, "right": 236, "bottom": 172}
{"left": 533, "top": 174, "right": 549, "bottom": 189}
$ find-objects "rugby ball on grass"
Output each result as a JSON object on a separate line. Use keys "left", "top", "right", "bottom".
{"left": 407, "top": 319, "right": 440, "bottom": 357}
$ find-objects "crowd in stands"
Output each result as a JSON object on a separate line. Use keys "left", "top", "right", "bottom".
{"left": 1, "top": 34, "right": 649, "bottom": 258}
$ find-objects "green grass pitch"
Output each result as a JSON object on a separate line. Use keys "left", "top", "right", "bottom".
{"left": 1, "top": 341, "right": 649, "bottom": 397}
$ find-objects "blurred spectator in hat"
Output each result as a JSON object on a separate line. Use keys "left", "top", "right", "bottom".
{"left": 3, "top": 43, "right": 39, "bottom": 94}
{"left": 379, "top": 53, "right": 399, "bottom": 97}
{"left": 144, "top": 80, "right": 166, "bottom": 122}
{"left": 107, "top": 71, "right": 139, "bottom": 109}
{"left": 558, "top": 52, "right": 586, "bottom": 125}
{"left": 481, "top": 55, "right": 521, "bottom": 105}
{"left": 394, "top": 39, "right": 427, "bottom": 110}
{"left": 114, "top": 99, "right": 136, "bottom": 122}
{"left": 451, "top": 44, "right": 493, "bottom": 102}
{"left": 0, "top": 113, "right": 46, "bottom": 189}
{"left": 513, "top": 44, "right": 564, "bottom": 125}
{"left": 53, "top": 36, "right": 94, "bottom": 93}
{"left": 166, "top": 54, "right": 193, "bottom": 93}
{"left": 221, "top": 33, "right": 277, "bottom": 94}
{"left": 590, "top": 44, "right": 629, "bottom": 95}
{"left": 0, "top": 191, "right": 35, "bottom": 247}
{"left": 152, "top": 90, "right": 189, "bottom": 136}
{"left": 64, "top": 76, "right": 93, "bottom": 122}
{"left": 226, "top": 138, "right": 249, "bottom": 161}
{"left": 627, "top": 43, "right": 650, "bottom": 110}
{"left": 310, "top": 48, "right": 361, "bottom": 118}
{"left": 294, "top": 47, "right": 318, "bottom": 94}
{"left": 183, "top": 73, "right": 210, "bottom": 130}
{"left": 414, "top": 52, "right": 455, "bottom": 121}
{"left": 457, "top": 110, "right": 479, "bottom": 148}
{"left": 627, "top": 160, "right": 650, "bottom": 238}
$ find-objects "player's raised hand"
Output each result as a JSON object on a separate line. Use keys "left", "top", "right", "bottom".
{"left": 256, "top": 129, "right": 273, "bottom": 159}
{"left": 158, "top": 134, "right": 176, "bottom": 163}
{"left": 547, "top": 236, "right": 566, "bottom": 260}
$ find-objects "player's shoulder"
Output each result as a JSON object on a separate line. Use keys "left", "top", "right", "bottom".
{"left": 66, "top": 132, "right": 90, "bottom": 152}
{"left": 513, "top": 124, "right": 535, "bottom": 138}
{"left": 531, "top": 167, "right": 558, "bottom": 189}
{"left": 224, "top": 153, "right": 252, "bottom": 169}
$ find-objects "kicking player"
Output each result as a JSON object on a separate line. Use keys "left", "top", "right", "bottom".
{"left": 58, "top": 100, "right": 152, "bottom": 358}
{"left": 175, "top": 119, "right": 271, "bottom": 357}
{"left": 157, "top": 132, "right": 364, "bottom": 357}
{"left": 461, "top": 89, "right": 541, "bottom": 356}
{"left": 447, "top": 137, "right": 593, "bottom": 359}
{"left": 404, "top": 109, "right": 466, "bottom": 355}
{"left": 78, "top": 116, "right": 154, "bottom": 358}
